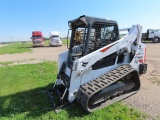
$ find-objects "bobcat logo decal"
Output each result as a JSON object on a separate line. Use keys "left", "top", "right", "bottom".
{"left": 82, "top": 61, "right": 89, "bottom": 67}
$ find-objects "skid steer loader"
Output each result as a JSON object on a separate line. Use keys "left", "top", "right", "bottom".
{"left": 47, "top": 15, "right": 147, "bottom": 112}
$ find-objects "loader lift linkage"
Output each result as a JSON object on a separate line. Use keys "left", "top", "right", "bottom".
{"left": 45, "top": 15, "right": 147, "bottom": 113}
{"left": 45, "top": 61, "right": 71, "bottom": 112}
{"left": 45, "top": 86, "right": 70, "bottom": 113}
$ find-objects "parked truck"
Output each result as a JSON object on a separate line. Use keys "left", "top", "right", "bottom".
{"left": 142, "top": 29, "right": 160, "bottom": 43}
{"left": 49, "top": 31, "right": 62, "bottom": 46}
{"left": 31, "top": 31, "right": 44, "bottom": 47}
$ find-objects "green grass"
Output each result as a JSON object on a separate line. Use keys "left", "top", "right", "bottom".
{"left": 0, "top": 62, "right": 146, "bottom": 120}
{"left": 0, "top": 42, "right": 32, "bottom": 55}
{"left": 62, "top": 39, "right": 70, "bottom": 44}
{"left": 0, "top": 39, "right": 69, "bottom": 55}
{"left": 44, "top": 39, "right": 50, "bottom": 45}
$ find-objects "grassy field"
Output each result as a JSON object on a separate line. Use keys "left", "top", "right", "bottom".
{"left": 0, "top": 42, "right": 32, "bottom": 55}
{"left": 0, "top": 39, "right": 67, "bottom": 55}
{"left": 0, "top": 62, "right": 146, "bottom": 120}
{"left": 62, "top": 39, "right": 70, "bottom": 44}
{"left": 44, "top": 39, "right": 50, "bottom": 45}
{"left": 0, "top": 39, "right": 69, "bottom": 55}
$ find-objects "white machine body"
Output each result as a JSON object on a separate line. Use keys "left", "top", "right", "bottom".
{"left": 55, "top": 25, "right": 146, "bottom": 102}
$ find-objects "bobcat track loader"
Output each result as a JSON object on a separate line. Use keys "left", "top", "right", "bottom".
{"left": 47, "top": 15, "right": 147, "bottom": 112}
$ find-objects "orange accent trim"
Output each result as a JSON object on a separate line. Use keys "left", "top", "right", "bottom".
{"left": 100, "top": 46, "right": 112, "bottom": 52}
{"left": 139, "top": 59, "right": 143, "bottom": 63}
{"left": 100, "top": 43, "right": 117, "bottom": 53}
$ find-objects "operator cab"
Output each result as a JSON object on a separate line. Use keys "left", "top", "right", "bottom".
{"left": 67, "top": 15, "right": 119, "bottom": 66}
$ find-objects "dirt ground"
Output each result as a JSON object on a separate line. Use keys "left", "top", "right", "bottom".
{"left": 0, "top": 44, "right": 6, "bottom": 47}
{"left": 0, "top": 43, "right": 160, "bottom": 119}
{"left": 124, "top": 43, "right": 160, "bottom": 119}
{"left": 0, "top": 45, "right": 67, "bottom": 64}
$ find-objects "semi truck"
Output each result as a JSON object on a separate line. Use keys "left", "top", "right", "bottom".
{"left": 31, "top": 31, "right": 44, "bottom": 47}
{"left": 49, "top": 31, "right": 62, "bottom": 46}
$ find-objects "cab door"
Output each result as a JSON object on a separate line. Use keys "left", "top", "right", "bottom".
{"left": 148, "top": 30, "right": 154, "bottom": 38}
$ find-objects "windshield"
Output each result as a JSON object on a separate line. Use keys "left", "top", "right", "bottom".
{"left": 33, "top": 36, "right": 42, "bottom": 39}
{"left": 52, "top": 36, "right": 59, "bottom": 39}
{"left": 154, "top": 29, "right": 160, "bottom": 33}
{"left": 69, "top": 27, "right": 87, "bottom": 57}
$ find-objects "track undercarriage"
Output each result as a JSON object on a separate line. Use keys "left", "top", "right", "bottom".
{"left": 76, "top": 64, "right": 140, "bottom": 112}
{"left": 47, "top": 64, "right": 140, "bottom": 112}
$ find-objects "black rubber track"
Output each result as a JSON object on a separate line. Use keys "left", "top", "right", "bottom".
{"left": 76, "top": 64, "right": 140, "bottom": 112}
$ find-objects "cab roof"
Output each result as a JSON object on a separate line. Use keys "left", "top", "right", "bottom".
{"left": 69, "top": 15, "right": 118, "bottom": 26}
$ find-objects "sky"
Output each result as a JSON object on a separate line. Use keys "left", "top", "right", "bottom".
{"left": 0, "top": 0, "right": 160, "bottom": 42}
